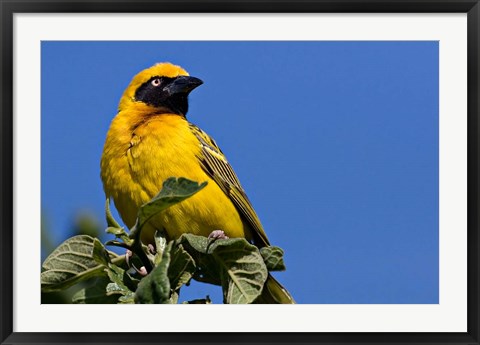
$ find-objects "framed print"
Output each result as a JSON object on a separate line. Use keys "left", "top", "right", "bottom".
{"left": 1, "top": 1, "right": 479, "bottom": 344}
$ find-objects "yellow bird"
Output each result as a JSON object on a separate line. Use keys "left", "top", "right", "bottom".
{"left": 100, "top": 62, "right": 294, "bottom": 304}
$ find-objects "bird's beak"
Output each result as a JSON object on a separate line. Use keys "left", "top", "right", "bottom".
{"left": 164, "top": 76, "right": 203, "bottom": 96}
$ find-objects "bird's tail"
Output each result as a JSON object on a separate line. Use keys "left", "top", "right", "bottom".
{"left": 254, "top": 273, "right": 295, "bottom": 304}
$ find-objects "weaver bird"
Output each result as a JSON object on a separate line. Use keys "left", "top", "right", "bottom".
{"left": 100, "top": 62, "right": 294, "bottom": 304}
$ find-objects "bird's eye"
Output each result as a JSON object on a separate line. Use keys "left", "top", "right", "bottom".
{"left": 151, "top": 78, "right": 161, "bottom": 87}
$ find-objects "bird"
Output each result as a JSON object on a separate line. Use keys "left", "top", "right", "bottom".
{"left": 100, "top": 62, "right": 294, "bottom": 304}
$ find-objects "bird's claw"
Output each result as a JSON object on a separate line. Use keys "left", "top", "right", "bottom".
{"left": 125, "top": 249, "right": 148, "bottom": 276}
{"left": 208, "top": 230, "right": 229, "bottom": 240}
{"left": 136, "top": 266, "right": 148, "bottom": 276}
{"left": 125, "top": 249, "right": 133, "bottom": 267}
{"left": 148, "top": 243, "right": 156, "bottom": 255}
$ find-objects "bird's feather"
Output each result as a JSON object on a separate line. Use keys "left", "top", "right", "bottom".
{"left": 189, "top": 123, "right": 270, "bottom": 248}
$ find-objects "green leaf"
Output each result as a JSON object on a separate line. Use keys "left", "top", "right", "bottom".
{"left": 105, "top": 263, "right": 137, "bottom": 293}
{"left": 168, "top": 244, "right": 196, "bottom": 292}
{"left": 118, "top": 294, "right": 135, "bottom": 304}
{"left": 153, "top": 230, "right": 168, "bottom": 264}
{"left": 132, "top": 231, "right": 195, "bottom": 303}
{"left": 41, "top": 235, "right": 108, "bottom": 292}
{"left": 105, "top": 226, "right": 129, "bottom": 239}
{"left": 72, "top": 277, "right": 119, "bottom": 304}
{"left": 134, "top": 242, "right": 173, "bottom": 304}
{"left": 260, "top": 246, "right": 286, "bottom": 271}
{"left": 105, "top": 198, "right": 133, "bottom": 248}
{"left": 122, "top": 178, "right": 207, "bottom": 274}
{"left": 41, "top": 235, "right": 125, "bottom": 293}
{"left": 130, "top": 177, "right": 207, "bottom": 239}
{"left": 106, "top": 282, "right": 135, "bottom": 304}
{"left": 178, "top": 234, "right": 268, "bottom": 304}
{"left": 92, "top": 238, "right": 111, "bottom": 267}
{"left": 105, "top": 198, "right": 122, "bottom": 229}
{"left": 105, "top": 199, "right": 133, "bottom": 247}
{"left": 177, "top": 235, "right": 222, "bottom": 285}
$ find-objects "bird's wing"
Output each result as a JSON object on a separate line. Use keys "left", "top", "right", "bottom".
{"left": 189, "top": 123, "right": 270, "bottom": 247}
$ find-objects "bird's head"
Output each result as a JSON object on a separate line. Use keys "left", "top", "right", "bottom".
{"left": 119, "top": 62, "right": 203, "bottom": 116}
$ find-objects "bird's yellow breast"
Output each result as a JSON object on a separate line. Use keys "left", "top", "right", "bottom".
{"left": 100, "top": 111, "right": 247, "bottom": 243}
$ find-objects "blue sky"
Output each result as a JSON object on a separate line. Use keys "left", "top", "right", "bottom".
{"left": 41, "top": 41, "right": 439, "bottom": 304}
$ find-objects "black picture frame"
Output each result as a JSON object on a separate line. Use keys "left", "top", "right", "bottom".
{"left": 1, "top": 1, "right": 479, "bottom": 344}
